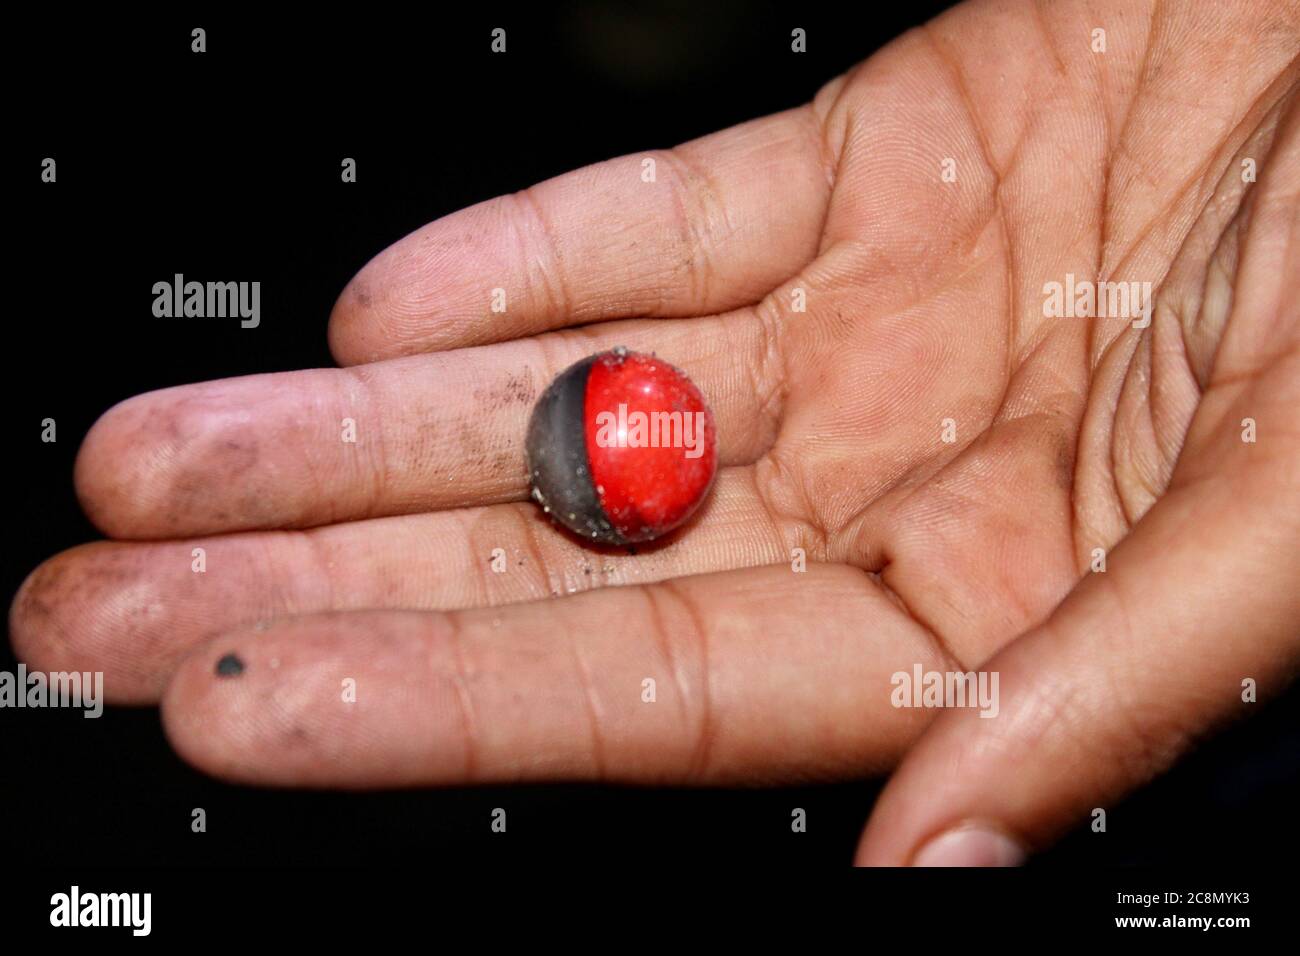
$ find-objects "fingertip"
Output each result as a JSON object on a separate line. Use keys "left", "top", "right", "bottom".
{"left": 908, "top": 823, "right": 1026, "bottom": 867}
{"left": 161, "top": 615, "right": 407, "bottom": 789}
{"left": 327, "top": 235, "right": 470, "bottom": 365}
{"left": 74, "top": 394, "right": 158, "bottom": 539}
{"left": 857, "top": 820, "right": 1026, "bottom": 867}
{"left": 327, "top": 271, "right": 384, "bottom": 367}
{"left": 8, "top": 559, "right": 61, "bottom": 681}
{"left": 160, "top": 640, "right": 244, "bottom": 783}
{"left": 8, "top": 545, "right": 166, "bottom": 705}
{"left": 74, "top": 386, "right": 242, "bottom": 539}
{"left": 161, "top": 628, "right": 292, "bottom": 787}
{"left": 76, "top": 379, "right": 300, "bottom": 539}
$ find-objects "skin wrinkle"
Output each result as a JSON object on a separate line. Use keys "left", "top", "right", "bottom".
{"left": 1164, "top": 295, "right": 1204, "bottom": 405}
{"left": 1209, "top": 343, "right": 1300, "bottom": 393}
{"left": 338, "top": 364, "right": 385, "bottom": 524}
{"left": 440, "top": 611, "right": 482, "bottom": 783}
{"left": 656, "top": 579, "right": 714, "bottom": 784}
{"left": 1132, "top": 344, "right": 1167, "bottom": 518}
{"left": 811, "top": 234, "right": 1003, "bottom": 323}
{"left": 1029, "top": 0, "right": 1068, "bottom": 77}
{"left": 1095, "top": 50, "right": 1298, "bottom": 304}
{"left": 1148, "top": 313, "right": 1193, "bottom": 475}
{"left": 673, "top": 138, "right": 738, "bottom": 249}
{"left": 1157, "top": 171, "right": 1241, "bottom": 431}
{"left": 810, "top": 72, "right": 856, "bottom": 222}
{"left": 513, "top": 186, "right": 573, "bottom": 323}
{"left": 874, "top": 561, "right": 964, "bottom": 672}
{"left": 564, "top": 619, "right": 609, "bottom": 781}
{"left": 740, "top": 468, "right": 794, "bottom": 560}
{"left": 993, "top": 334, "right": 1078, "bottom": 431}
{"left": 639, "top": 582, "right": 693, "bottom": 745}
{"left": 1106, "top": 334, "right": 1147, "bottom": 529}
{"left": 1115, "top": 85, "right": 1299, "bottom": 490}
{"left": 918, "top": 22, "right": 1018, "bottom": 414}
{"left": 1115, "top": 341, "right": 1154, "bottom": 522}
{"left": 657, "top": 146, "right": 727, "bottom": 310}
{"left": 799, "top": 101, "right": 842, "bottom": 238}
{"left": 1083, "top": 331, "right": 1141, "bottom": 543}
{"left": 1088, "top": 1, "right": 1158, "bottom": 379}
{"left": 745, "top": 289, "right": 790, "bottom": 444}
{"left": 460, "top": 509, "right": 495, "bottom": 608}
{"left": 1128, "top": 125, "right": 1289, "bottom": 312}
{"left": 752, "top": 447, "right": 831, "bottom": 561}
{"left": 1194, "top": 223, "right": 1244, "bottom": 385}
{"left": 1155, "top": 121, "right": 1261, "bottom": 391}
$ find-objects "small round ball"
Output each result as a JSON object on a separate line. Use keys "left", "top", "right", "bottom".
{"left": 525, "top": 348, "right": 717, "bottom": 544}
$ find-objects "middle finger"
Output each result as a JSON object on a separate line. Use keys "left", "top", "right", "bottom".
{"left": 76, "top": 312, "right": 782, "bottom": 539}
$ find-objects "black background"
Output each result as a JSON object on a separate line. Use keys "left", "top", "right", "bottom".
{"left": 6, "top": 2, "right": 1297, "bottom": 872}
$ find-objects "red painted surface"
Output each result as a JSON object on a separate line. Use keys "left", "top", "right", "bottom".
{"left": 583, "top": 351, "right": 717, "bottom": 542}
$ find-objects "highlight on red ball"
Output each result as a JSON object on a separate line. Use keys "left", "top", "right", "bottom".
{"left": 525, "top": 347, "right": 718, "bottom": 545}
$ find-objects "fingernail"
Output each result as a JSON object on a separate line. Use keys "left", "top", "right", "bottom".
{"left": 911, "top": 824, "right": 1025, "bottom": 867}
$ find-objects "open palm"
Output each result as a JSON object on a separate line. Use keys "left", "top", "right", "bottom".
{"left": 13, "top": 0, "right": 1299, "bottom": 865}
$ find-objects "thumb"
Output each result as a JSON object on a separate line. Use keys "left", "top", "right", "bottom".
{"left": 856, "top": 398, "right": 1300, "bottom": 866}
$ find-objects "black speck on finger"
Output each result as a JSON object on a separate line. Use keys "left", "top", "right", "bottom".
{"left": 215, "top": 653, "right": 245, "bottom": 678}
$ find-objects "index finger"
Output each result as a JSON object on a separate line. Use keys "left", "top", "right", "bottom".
{"left": 327, "top": 105, "right": 835, "bottom": 364}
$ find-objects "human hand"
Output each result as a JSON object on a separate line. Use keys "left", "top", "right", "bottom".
{"left": 12, "top": 0, "right": 1299, "bottom": 865}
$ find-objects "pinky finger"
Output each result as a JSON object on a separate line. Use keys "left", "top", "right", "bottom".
{"left": 162, "top": 563, "right": 946, "bottom": 789}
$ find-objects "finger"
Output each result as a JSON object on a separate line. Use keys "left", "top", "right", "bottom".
{"left": 76, "top": 313, "right": 782, "bottom": 539}
{"left": 327, "top": 106, "right": 831, "bottom": 364}
{"left": 12, "top": 467, "right": 783, "bottom": 704}
{"left": 161, "top": 563, "right": 948, "bottom": 788}
{"left": 856, "top": 374, "right": 1300, "bottom": 865}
